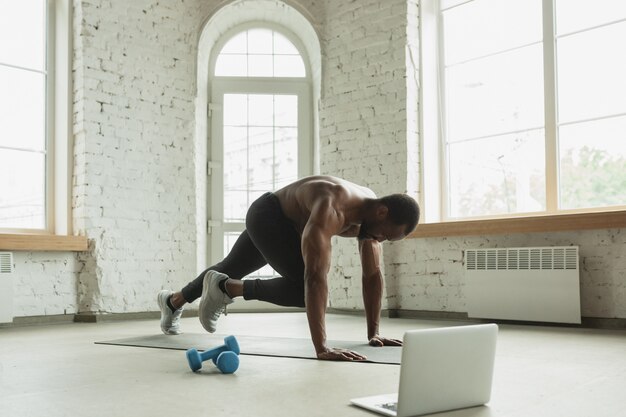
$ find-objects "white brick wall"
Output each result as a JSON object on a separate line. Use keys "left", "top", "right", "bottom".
{"left": 72, "top": 0, "right": 202, "bottom": 313}
{"left": 386, "top": 229, "right": 626, "bottom": 318}
{"left": 70, "top": 0, "right": 323, "bottom": 314}
{"left": 320, "top": 0, "right": 411, "bottom": 310}
{"left": 11, "top": 252, "right": 79, "bottom": 317}
{"left": 10, "top": 0, "right": 626, "bottom": 320}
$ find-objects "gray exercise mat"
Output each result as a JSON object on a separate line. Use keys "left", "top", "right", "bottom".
{"left": 95, "top": 333, "right": 401, "bottom": 364}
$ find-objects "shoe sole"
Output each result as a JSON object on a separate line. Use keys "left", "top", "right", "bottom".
{"left": 199, "top": 272, "right": 218, "bottom": 333}
{"left": 198, "top": 271, "right": 224, "bottom": 333}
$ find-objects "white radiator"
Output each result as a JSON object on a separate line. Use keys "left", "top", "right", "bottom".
{"left": 0, "top": 252, "right": 14, "bottom": 323}
{"left": 465, "top": 246, "right": 581, "bottom": 324}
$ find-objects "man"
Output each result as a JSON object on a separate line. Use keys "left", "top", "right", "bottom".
{"left": 157, "top": 175, "right": 420, "bottom": 361}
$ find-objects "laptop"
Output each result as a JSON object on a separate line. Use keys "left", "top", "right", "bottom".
{"left": 351, "top": 324, "right": 498, "bottom": 417}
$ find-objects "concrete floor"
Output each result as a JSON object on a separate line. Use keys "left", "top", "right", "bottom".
{"left": 1, "top": 312, "right": 626, "bottom": 417}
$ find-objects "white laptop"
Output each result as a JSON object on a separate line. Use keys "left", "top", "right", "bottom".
{"left": 351, "top": 324, "right": 498, "bottom": 417}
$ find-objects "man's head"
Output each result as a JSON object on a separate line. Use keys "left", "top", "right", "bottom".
{"left": 358, "top": 194, "right": 420, "bottom": 242}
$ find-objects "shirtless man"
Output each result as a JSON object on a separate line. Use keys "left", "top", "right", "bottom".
{"left": 157, "top": 176, "right": 420, "bottom": 361}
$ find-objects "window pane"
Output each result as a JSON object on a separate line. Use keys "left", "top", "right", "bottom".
{"left": 274, "top": 95, "right": 298, "bottom": 127}
{"left": 215, "top": 54, "right": 247, "bottom": 76}
{"left": 0, "top": 66, "right": 46, "bottom": 151}
{"left": 248, "top": 127, "right": 274, "bottom": 191}
{"left": 559, "top": 116, "right": 626, "bottom": 209}
{"left": 442, "top": 0, "right": 542, "bottom": 65}
{"left": 220, "top": 32, "right": 247, "bottom": 54}
{"left": 224, "top": 232, "right": 239, "bottom": 258}
{"left": 224, "top": 94, "right": 247, "bottom": 126}
{"left": 0, "top": 0, "right": 46, "bottom": 70}
{"left": 248, "top": 94, "right": 273, "bottom": 126}
{"left": 224, "top": 190, "right": 247, "bottom": 221}
{"left": 223, "top": 94, "right": 300, "bottom": 221}
{"left": 446, "top": 45, "right": 544, "bottom": 142}
{"left": 248, "top": 54, "right": 273, "bottom": 77}
{"left": 557, "top": 22, "right": 626, "bottom": 123}
{"left": 273, "top": 55, "right": 306, "bottom": 77}
{"left": 448, "top": 130, "right": 546, "bottom": 218}
{"left": 247, "top": 29, "right": 273, "bottom": 54}
{"left": 275, "top": 127, "right": 298, "bottom": 189}
{"left": 556, "top": 0, "right": 626, "bottom": 35}
{"left": 215, "top": 29, "right": 305, "bottom": 78}
{"left": 0, "top": 149, "right": 45, "bottom": 229}
{"left": 223, "top": 127, "right": 248, "bottom": 191}
{"left": 273, "top": 32, "right": 299, "bottom": 55}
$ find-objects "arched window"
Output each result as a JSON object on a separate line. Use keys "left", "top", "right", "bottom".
{"left": 208, "top": 24, "right": 312, "bottom": 277}
{"left": 215, "top": 28, "right": 306, "bottom": 77}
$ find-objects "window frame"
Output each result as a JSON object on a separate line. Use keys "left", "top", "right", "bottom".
{"left": 209, "top": 22, "right": 312, "bottom": 80}
{"left": 420, "top": 0, "right": 626, "bottom": 226}
{"left": 207, "top": 22, "right": 313, "bottom": 265}
{"left": 0, "top": 0, "right": 73, "bottom": 238}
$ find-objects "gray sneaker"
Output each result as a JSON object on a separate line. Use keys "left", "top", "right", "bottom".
{"left": 199, "top": 270, "right": 234, "bottom": 333}
{"left": 157, "top": 290, "right": 184, "bottom": 335}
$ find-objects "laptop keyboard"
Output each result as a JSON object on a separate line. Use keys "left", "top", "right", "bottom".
{"left": 379, "top": 402, "right": 398, "bottom": 412}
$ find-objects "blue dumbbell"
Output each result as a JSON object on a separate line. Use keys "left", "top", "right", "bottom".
{"left": 186, "top": 335, "right": 240, "bottom": 373}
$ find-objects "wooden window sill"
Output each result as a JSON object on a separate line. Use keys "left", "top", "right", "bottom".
{"left": 0, "top": 234, "right": 88, "bottom": 251}
{"left": 409, "top": 210, "right": 626, "bottom": 238}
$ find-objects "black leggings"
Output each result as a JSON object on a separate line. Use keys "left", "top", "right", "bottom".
{"left": 181, "top": 192, "right": 305, "bottom": 307}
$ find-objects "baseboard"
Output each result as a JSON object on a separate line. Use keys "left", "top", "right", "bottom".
{"left": 73, "top": 310, "right": 200, "bottom": 323}
{"left": 389, "top": 309, "right": 470, "bottom": 321}
{"left": 580, "top": 316, "right": 626, "bottom": 330}
{"left": 388, "top": 309, "right": 626, "bottom": 330}
{"left": 2, "top": 309, "right": 625, "bottom": 330}
{"left": 327, "top": 308, "right": 395, "bottom": 318}
{"left": 72, "top": 307, "right": 304, "bottom": 322}
{"left": 227, "top": 299, "right": 305, "bottom": 313}
{"left": 0, "top": 314, "right": 76, "bottom": 328}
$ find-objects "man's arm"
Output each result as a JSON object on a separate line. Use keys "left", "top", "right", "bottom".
{"left": 359, "top": 238, "right": 402, "bottom": 347}
{"left": 302, "top": 197, "right": 366, "bottom": 361}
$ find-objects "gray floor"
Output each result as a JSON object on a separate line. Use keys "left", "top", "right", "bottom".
{"left": 1, "top": 312, "right": 626, "bottom": 417}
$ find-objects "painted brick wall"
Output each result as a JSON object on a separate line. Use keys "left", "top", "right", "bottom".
{"left": 320, "top": 0, "right": 411, "bottom": 310}
{"left": 70, "top": 0, "right": 322, "bottom": 314}
{"left": 10, "top": 0, "right": 626, "bottom": 321}
{"left": 10, "top": 252, "right": 80, "bottom": 317}
{"left": 11, "top": 0, "right": 322, "bottom": 318}
{"left": 72, "top": 0, "right": 203, "bottom": 313}
{"left": 385, "top": 229, "right": 626, "bottom": 318}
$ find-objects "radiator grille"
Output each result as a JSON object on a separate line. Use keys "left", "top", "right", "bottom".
{"left": 466, "top": 247, "right": 578, "bottom": 271}
{"left": 0, "top": 252, "right": 13, "bottom": 274}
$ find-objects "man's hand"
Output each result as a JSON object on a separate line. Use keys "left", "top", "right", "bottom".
{"left": 368, "top": 335, "right": 403, "bottom": 347}
{"left": 317, "top": 347, "right": 367, "bottom": 361}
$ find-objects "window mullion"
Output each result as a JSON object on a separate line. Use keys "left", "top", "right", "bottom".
{"left": 46, "top": 0, "right": 56, "bottom": 233}
{"left": 542, "top": 0, "right": 559, "bottom": 213}
{"left": 437, "top": 0, "right": 450, "bottom": 221}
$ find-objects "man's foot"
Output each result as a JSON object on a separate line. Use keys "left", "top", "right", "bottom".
{"left": 199, "top": 270, "right": 234, "bottom": 333}
{"left": 157, "top": 290, "right": 184, "bottom": 335}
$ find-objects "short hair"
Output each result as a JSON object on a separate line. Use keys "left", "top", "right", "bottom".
{"left": 379, "top": 194, "right": 420, "bottom": 235}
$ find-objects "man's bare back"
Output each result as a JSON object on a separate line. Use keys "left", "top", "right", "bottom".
{"left": 274, "top": 175, "right": 376, "bottom": 237}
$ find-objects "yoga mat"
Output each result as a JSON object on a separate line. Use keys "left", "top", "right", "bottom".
{"left": 96, "top": 333, "right": 401, "bottom": 364}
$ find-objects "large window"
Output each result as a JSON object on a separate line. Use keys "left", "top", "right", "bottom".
{"left": 427, "top": 0, "right": 626, "bottom": 220}
{"left": 0, "top": 1, "right": 49, "bottom": 231}
{"left": 209, "top": 26, "right": 312, "bottom": 275}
